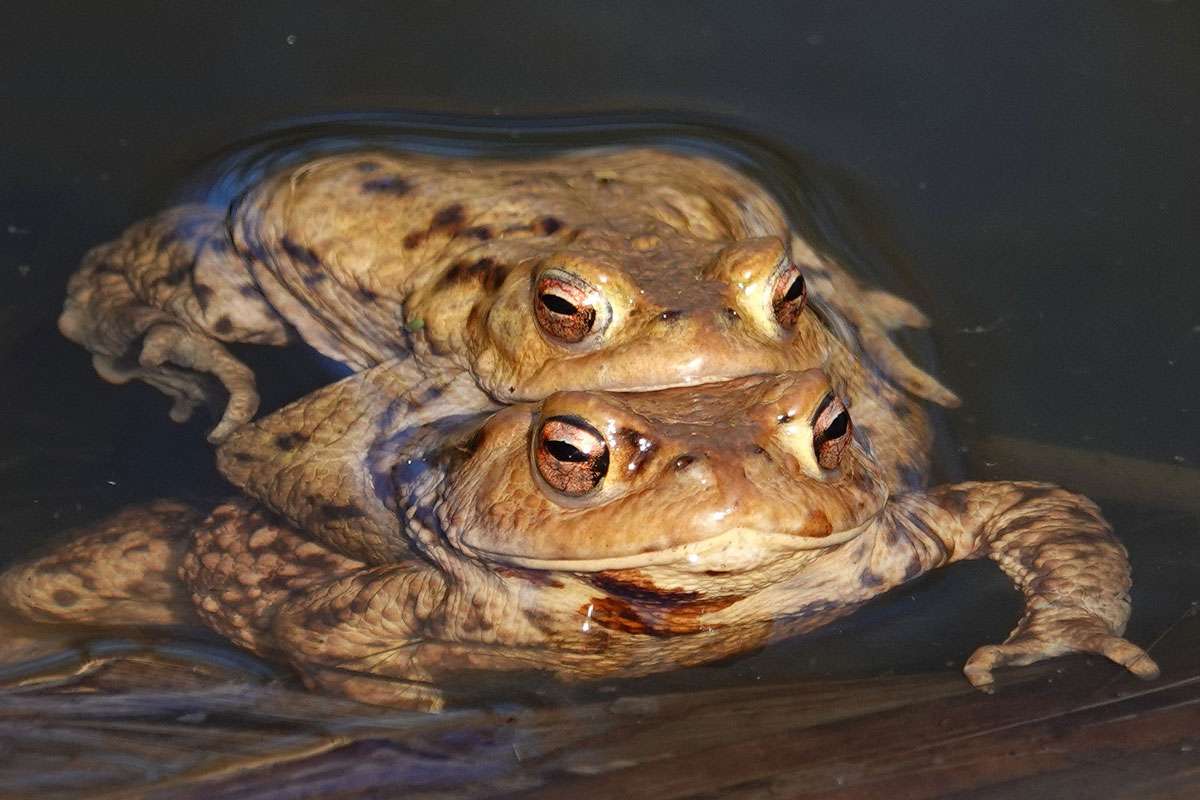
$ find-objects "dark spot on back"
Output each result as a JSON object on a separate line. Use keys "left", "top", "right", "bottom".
{"left": 239, "top": 284, "right": 263, "bottom": 298}
{"left": 208, "top": 237, "right": 231, "bottom": 254}
{"left": 659, "top": 309, "right": 684, "bottom": 323}
{"left": 193, "top": 283, "right": 214, "bottom": 311}
{"left": 280, "top": 236, "right": 321, "bottom": 269}
{"left": 432, "top": 203, "right": 465, "bottom": 230}
{"left": 535, "top": 216, "right": 563, "bottom": 235}
{"left": 723, "top": 307, "right": 741, "bottom": 322}
{"left": 214, "top": 315, "right": 234, "bottom": 335}
{"left": 274, "top": 433, "right": 307, "bottom": 451}
{"left": 403, "top": 231, "right": 424, "bottom": 249}
{"left": 227, "top": 451, "right": 259, "bottom": 463}
{"left": 461, "top": 225, "right": 492, "bottom": 241}
{"left": 52, "top": 589, "right": 80, "bottom": 607}
{"left": 361, "top": 176, "right": 413, "bottom": 196}
{"left": 357, "top": 287, "right": 379, "bottom": 302}
{"left": 355, "top": 161, "right": 381, "bottom": 172}
{"left": 436, "top": 257, "right": 509, "bottom": 291}
{"left": 438, "top": 261, "right": 469, "bottom": 286}
{"left": 302, "top": 273, "right": 327, "bottom": 287}
{"left": 321, "top": 503, "right": 368, "bottom": 521}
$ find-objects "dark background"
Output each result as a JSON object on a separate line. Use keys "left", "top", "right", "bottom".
{"left": 0, "top": 2, "right": 1196, "bottom": 679}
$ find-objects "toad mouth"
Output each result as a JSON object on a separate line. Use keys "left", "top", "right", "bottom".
{"left": 459, "top": 519, "right": 873, "bottom": 573}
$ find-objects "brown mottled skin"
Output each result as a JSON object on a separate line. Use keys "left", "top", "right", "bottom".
{"left": 0, "top": 147, "right": 1157, "bottom": 709}
{"left": 58, "top": 147, "right": 952, "bottom": 489}
{"left": 0, "top": 364, "right": 1157, "bottom": 709}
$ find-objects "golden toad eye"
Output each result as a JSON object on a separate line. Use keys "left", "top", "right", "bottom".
{"left": 534, "top": 269, "right": 612, "bottom": 345}
{"left": 770, "top": 261, "right": 807, "bottom": 329}
{"left": 535, "top": 416, "right": 610, "bottom": 496}
{"left": 812, "top": 393, "right": 853, "bottom": 470}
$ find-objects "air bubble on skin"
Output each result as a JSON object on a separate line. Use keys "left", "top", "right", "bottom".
{"left": 686, "top": 552, "right": 700, "bottom": 565}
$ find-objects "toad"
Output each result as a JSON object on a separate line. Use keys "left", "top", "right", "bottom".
{"left": 58, "top": 147, "right": 955, "bottom": 489}
{"left": 0, "top": 364, "right": 1158, "bottom": 709}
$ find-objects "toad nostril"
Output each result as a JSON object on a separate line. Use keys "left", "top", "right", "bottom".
{"left": 673, "top": 454, "right": 697, "bottom": 471}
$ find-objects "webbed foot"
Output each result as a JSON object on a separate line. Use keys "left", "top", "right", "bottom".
{"left": 963, "top": 611, "right": 1160, "bottom": 692}
{"left": 86, "top": 319, "right": 259, "bottom": 442}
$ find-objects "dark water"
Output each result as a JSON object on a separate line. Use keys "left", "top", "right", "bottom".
{"left": 0, "top": 0, "right": 1197, "bottom": 766}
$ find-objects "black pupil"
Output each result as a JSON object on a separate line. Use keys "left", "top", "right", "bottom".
{"left": 781, "top": 272, "right": 804, "bottom": 303}
{"left": 546, "top": 439, "right": 588, "bottom": 462}
{"left": 540, "top": 293, "right": 579, "bottom": 316}
{"left": 816, "top": 411, "right": 849, "bottom": 445}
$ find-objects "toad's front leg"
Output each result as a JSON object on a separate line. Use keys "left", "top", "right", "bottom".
{"left": 890, "top": 482, "right": 1160, "bottom": 691}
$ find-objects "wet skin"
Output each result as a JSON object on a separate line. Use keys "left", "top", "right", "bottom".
{"left": 0, "top": 365, "right": 1158, "bottom": 710}
{"left": 58, "top": 147, "right": 954, "bottom": 489}
{"left": 0, "top": 147, "right": 1158, "bottom": 708}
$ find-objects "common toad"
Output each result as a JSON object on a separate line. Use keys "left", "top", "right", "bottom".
{"left": 2, "top": 146, "right": 1157, "bottom": 708}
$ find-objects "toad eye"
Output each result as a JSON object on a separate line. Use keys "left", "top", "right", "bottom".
{"left": 812, "top": 393, "right": 853, "bottom": 470}
{"left": 535, "top": 416, "right": 610, "bottom": 496}
{"left": 534, "top": 269, "right": 612, "bottom": 345}
{"left": 770, "top": 261, "right": 807, "bottom": 329}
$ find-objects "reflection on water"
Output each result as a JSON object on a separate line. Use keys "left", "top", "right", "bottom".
{"left": 1, "top": 116, "right": 1196, "bottom": 795}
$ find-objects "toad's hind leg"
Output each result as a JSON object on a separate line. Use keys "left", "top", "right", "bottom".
{"left": 180, "top": 498, "right": 366, "bottom": 658}
{"left": 0, "top": 500, "right": 203, "bottom": 630}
